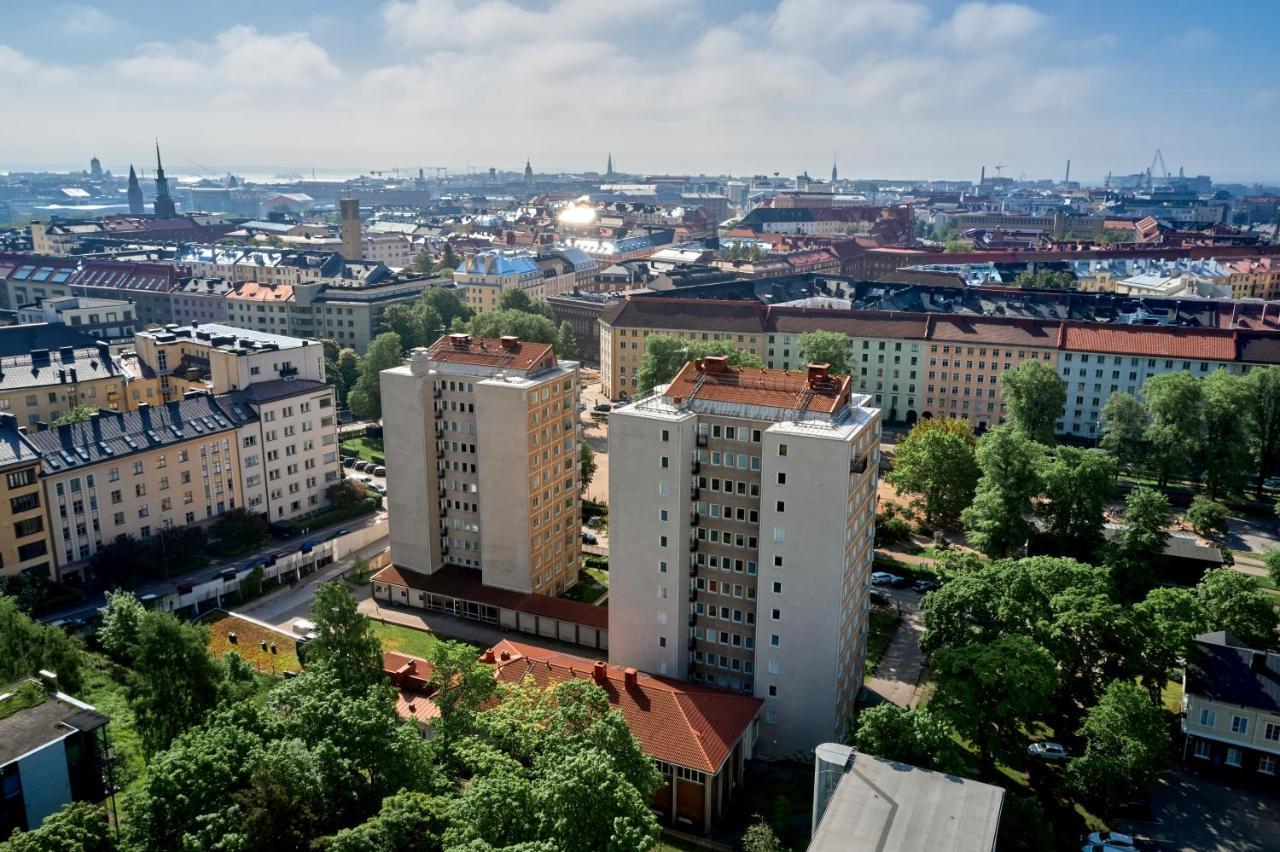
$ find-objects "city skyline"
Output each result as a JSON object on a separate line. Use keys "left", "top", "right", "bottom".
{"left": 3, "top": 1, "right": 1278, "bottom": 182}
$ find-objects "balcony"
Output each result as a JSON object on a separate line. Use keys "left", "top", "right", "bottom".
{"left": 434, "top": 409, "right": 442, "bottom": 420}
{"left": 433, "top": 388, "right": 442, "bottom": 399}
{"left": 850, "top": 454, "right": 868, "bottom": 474}
{"left": 279, "top": 365, "right": 299, "bottom": 378}
{"left": 436, "top": 449, "right": 444, "bottom": 459}
{"left": 690, "top": 512, "right": 700, "bottom": 527}
{"left": 696, "top": 434, "right": 708, "bottom": 447}
{"left": 688, "top": 611, "right": 697, "bottom": 626}
{"left": 437, "top": 486, "right": 446, "bottom": 498}
{"left": 690, "top": 459, "right": 700, "bottom": 474}
{"left": 439, "top": 505, "right": 448, "bottom": 517}
{"left": 689, "top": 561, "right": 699, "bottom": 577}
{"left": 435, "top": 425, "right": 444, "bottom": 438}
{"left": 688, "top": 637, "right": 698, "bottom": 650}
{"left": 688, "top": 587, "right": 697, "bottom": 602}
{"left": 688, "top": 537, "right": 698, "bottom": 552}
{"left": 689, "top": 486, "right": 700, "bottom": 500}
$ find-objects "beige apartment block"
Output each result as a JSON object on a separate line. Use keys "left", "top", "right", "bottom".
{"left": 607, "top": 357, "right": 880, "bottom": 756}
{"left": 382, "top": 334, "right": 581, "bottom": 595}
{"left": 0, "top": 415, "right": 53, "bottom": 580}
{"left": 26, "top": 396, "right": 248, "bottom": 580}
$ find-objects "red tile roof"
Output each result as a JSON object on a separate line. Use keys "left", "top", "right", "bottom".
{"left": 664, "top": 359, "right": 850, "bottom": 415}
{"left": 382, "top": 651, "right": 441, "bottom": 724}
{"left": 928, "top": 315, "right": 1060, "bottom": 348}
{"left": 484, "top": 639, "right": 761, "bottom": 774}
{"left": 230, "top": 282, "right": 293, "bottom": 301}
{"left": 373, "top": 564, "right": 608, "bottom": 630}
{"left": 1062, "top": 324, "right": 1236, "bottom": 360}
{"left": 425, "top": 334, "right": 556, "bottom": 372}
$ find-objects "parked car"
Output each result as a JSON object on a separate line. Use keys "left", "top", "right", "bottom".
{"left": 887, "top": 574, "right": 911, "bottom": 588}
{"left": 360, "top": 476, "right": 374, "bottom": 484}
{"left": 913, "top": 579, "right": 941, "bottom": 593}
{"left": 592, "top": 403, "right": 612, "bottom": 413}
{"left": 870, "top": 571, "right": 902, "bottom": 586}
{"left": 1027, "top": 742, "right": 1070, "bottom": 761}
{"left": 372, "top": 466, "right": 387, "bottom": 477}
{"left": 1081, "top": 845, "right": 1133, "bottom": 852}
{"left": 869, "top": 589, "right": 892, "bottom": 607}
{"left": 354, "top": 461, "right": 370, "bottom": 472}
{"left": 581, "top": 531, "right": 599, "bottom": 545}
{"left": 1084, "top": 832, "right": 1134, "bottom": 848}
{"left": 1265, "top": 476, "right": 1280, "bottom": 491}
{"left": 342, "top": 457, "right": 357, "bottom": 468}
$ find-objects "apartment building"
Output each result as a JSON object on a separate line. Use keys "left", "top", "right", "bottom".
{"left": 0, "top": 415, "right": 52, "bottom": 580}
{"left": 27, "top": 395, "right": 248, "bottom": 580}
{"left": 608, "top": 357, "right": 881, "bottom": 756}
{"left": 455, "top": 248, "right": 597, "bottom": 312}
{"left": 381, "top": 334, "right": 581, "bottom": 595}
{"left": 171, "top": 277, "right": 233, "bottom": 325}
{"left": 1225, "top": 257, "right": 1280, "bottom": 300}
{"left": 16, "top": 297, "right": 137, "bottom": 344}
{"left": 1182, "top": 631, "right": 1280, "bottom": 786}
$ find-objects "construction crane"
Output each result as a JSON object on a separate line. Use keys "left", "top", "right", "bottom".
{"left": 1146, "top": 149, "right": 1169, "bottom": 189}
{"left": 992, "top": 162, "right": 1007, "bottom": 178}
{"left": 422, "top": 167, "right": 448, "bottom": 179}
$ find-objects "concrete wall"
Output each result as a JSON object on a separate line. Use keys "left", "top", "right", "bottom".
{"left": 381, "top": 365, "right": 436, "bottom": 574}
{"left": 607, "top": 405, "right": 696, "bottom": 679}
{"left": 475, "top": 379, "right": 533, "bottom": 593}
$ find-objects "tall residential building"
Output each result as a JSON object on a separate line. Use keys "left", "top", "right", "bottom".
{"left": 608, "top": 357, "right": 881, "bottom": 757}
{"left": 381, "top": 334, "right": 581, "bottom": 595}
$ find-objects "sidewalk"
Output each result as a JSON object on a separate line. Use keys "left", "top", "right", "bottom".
{"left": 865, "top": 593, "right": 927, "bottom": 709}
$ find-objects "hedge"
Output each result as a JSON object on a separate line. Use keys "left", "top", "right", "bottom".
{"left": 279, "top": 495, "right": 382, "bottom": 533}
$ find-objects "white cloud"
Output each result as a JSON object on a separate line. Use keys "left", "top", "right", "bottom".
{"left": 0, "top": 44, "right": 72, "bottom": 82}
{"left": 383, "top": 0, "right": 687, "bottom": 46}
{"left": 113, "top": 43, "right": 205, "bottom": 86}
{"left": 942, "top": 2, "right": 1045, "bottom": 49}
{"left": 0, "top": 45, "right": 41, "bottom": 75}
{"left": 1168, "top": 27, "right": 1220, "bottom": 51}
{"left": 59, "top": 4, "right": 121, "bottom": 36}
{"left": 215, "top": 25, "right": 341, "bottom": 88}
{"left": 770, "top": 0, "right": 930, "bottom": 45}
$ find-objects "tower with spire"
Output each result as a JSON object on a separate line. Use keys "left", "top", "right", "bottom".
{"left": 152, "top": 139, "right": 176, "bottom": 218}
{"left": 524, "top": 158, "right": 534, "bottom": 192}
{"left": 127, "top": 165, "right": 144, "bottom": 215}
{"left": 831, "top": 154, "right": 838, "bottom": 186}
{"left": 606, "top": 152, "right": 614, "bottom": 179}
{"left": 89, "top": 155, "right": 102, "bottom": 179}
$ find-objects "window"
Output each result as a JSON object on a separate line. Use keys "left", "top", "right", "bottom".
{"left": 773, "top": 527, "right": 784, "bottom": 542}
{"left": 1232, "top": 715, "right": 1249, "bottom": 735}
{"left": 772, "top": 581, "right": 782, "bottom": 594}
{"left": 768, "top": 685, "right": 777, "bottom": 697}
{"left": 777, "top": 443, "right": 788, "bottom": 457}
{"left": 1261, "top": 755, "right": 1277, "bottom": 776}
{"left": 1193, "top": 739, "right": 1211, "bottom": 759}
{"left": 1266, "top": 723, "right": 1280, "bottom": 742}
{"left": 1200, "top": 708, "right": 1216, "bottom": 727}
{"left": 776, "top": 472, "right": 786, "bottom": 485}
{"left": 768, "top": 659, "right": 779, "bottom": 674}
{"left": 775, "top": 500, "right": 785, "bottom": 513}
{"left": 770, "top": 634, "right": 779, "bottom": 647}
{"left": 660, "top": 456, "right": 669, "bottom": 469}
{"left": 771, "top": 608, "right": 781, "bottom": 621}
{"left": 1226, "top": 747, "right": 1243, "bottom": 768}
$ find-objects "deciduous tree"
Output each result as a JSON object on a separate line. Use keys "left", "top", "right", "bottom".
{"left": 1245, "top": 366, "right": 1280, "bottom": 493}
{"left": 1039, "top": 446, "right": 1116, "bottom": 559}
{"left": 1142, "top": 372, "right": 1204, "bottom": 486}
{"left": 1068, "top": 680, "right": 1171, "bottom": 813}
{"left": 127, "top": 612, "right": 226, "bottom": 755}
{"left": 961, "top": 426, "right": 1044, "bottom": 557}
{"left": 0, "top": 594, "right": 82, "bottom": 692}
{"left": 1185, "top": 496, "right": 1230, "bottom": 541}
{"left": 1201, "top": 369, "right": 1253, "bottom": 497}
{"left": 796, "top": 330, "right": 851, "bottom": 376}
{"left": 348, "top": 332, "right": 403, "bottom": 420}
{"left": 1000, "top": 361, "right": 1066, "bottom": 442}
{"left": 1196, "top": 569, "right": 1278, "bottom": 649}
{"left": 849, "top": 704, "right": 963, "bottom": 774}
{"left": 0, "top": 802, "right": 115, "bottom": 852}
{"left": 1108, "top": 486, "right": 1170, "bottom": 600}
{"left": 886, "top": 418, "right": 979, "bottom": 525}
{"left": 635, "top": 336, "right": 763, "bottom": 396}
{"left": 304, "top": 581, "right": 384, "bottom": 694}
{"left": 1099, "top": 392, "right": 1148, "bottom": 473}
{"left": 1133, "top": 586, "right": 1207, "bottom": 701}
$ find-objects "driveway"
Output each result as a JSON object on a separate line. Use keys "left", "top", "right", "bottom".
{"left": 1115, "top": 769, "right": 1280, "bottom": 852}
{"left": 864, "top": 588, "right": 927, "bottom": 709}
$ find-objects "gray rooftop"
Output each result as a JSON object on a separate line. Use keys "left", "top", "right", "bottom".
{"left": 0, "top": 682, "right": 106, "bottom": 768}
{"left": 809, "top": 751, "right": 1004, "bottom": 852}
{"left": 136, "top": 322, "right": 313, "bottom": 351}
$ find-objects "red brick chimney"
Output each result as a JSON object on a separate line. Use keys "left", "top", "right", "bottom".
{"left": 592, "top": 661, "right": 608, "bottom": 685}
{"left": 702, "top": 355, "right": 728, "bottom": 374}
{"left": 481, "top": 649, "right": 496, "bottom": 663}
{"left": 807, "top": 363, "right": 830, "bottom": 388}
{"left": 624, "top": 667, "right": 638, "bottom": 688}
{"left": 500, "top": 335, "right": 520, "bottom": 352}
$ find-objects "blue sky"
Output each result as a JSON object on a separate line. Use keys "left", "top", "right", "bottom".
{"left": 3, "top": 1, "right": 1278, "bottom": 183}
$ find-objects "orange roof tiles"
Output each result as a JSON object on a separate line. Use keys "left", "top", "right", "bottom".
{"left": 230, "top": 282, "right": 293, "bottom": 301}
{"left": 1062, "top": 324, "right": 1236, "bottom": 360}
{"left": 425, "top": 334, "right": 556, "bottom": 372}
{"left": 484, "top": 639, "right": 761, "bottom": 774}
{"left": 664, "top": 360, "right": 850, "bottom": 414}
{"left": 382, "top": 651, "right": 441, "bottom": 724}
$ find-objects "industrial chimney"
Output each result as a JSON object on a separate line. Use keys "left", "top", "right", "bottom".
{"left": 339, "top": 198, "right": 362, "bottom": 260}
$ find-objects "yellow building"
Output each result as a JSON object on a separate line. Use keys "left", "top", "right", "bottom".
{"left": 0, "top": 414, "right": 52, "bottom": 580}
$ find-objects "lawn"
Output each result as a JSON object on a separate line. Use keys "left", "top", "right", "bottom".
{"left": 863, "top": 605, "right": 902, "bottom": 678}
{"left": 370, "top": 620, "right": 442, "bottom": 659}
{"left": 563, "top": 567, "right": 608, "bottom": 603}
{"left": 203, "top": 612, "right": 301, "bottom": 676}
{"left": 342, "top": 436, "right": 385, "bottom": 462}
{"left": 79, "top": 655, "right": 147, "bottom": 828}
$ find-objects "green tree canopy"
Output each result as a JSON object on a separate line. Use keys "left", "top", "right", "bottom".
{"left": 1013, "top": 269, "right": 1077, "bottom": 291}
{"left": 999, "top": 360, "right": 1066, "bottom": 442}
{"left": 1201, "top": 369, "right": 1253, "bottom": 497}
{"left": 1132, "top": 586, "right": 1207, "bottom": 701}
{"left": 127, "top": 611, "right": 227, "bottom": 755}
{"left": 1068, "top": 680, "right": 1171, "bottom": 812}
{"left": 0, "top": 594, "right": 82, "bottom": 693}
{"left": 930, "top": 636, "right": 1057, "bottom": 773}
{"left": 961, "top": 426, "right": 1044, "bottom": 557}
{"left": 1196, "top": 569, "right": 1278, "bottom": 649}
{"left": 304, "top": 581, "right": 384, "bottom": 695}
{"left": 1245, "top": 366, "right": 1280, "bottom": 492}
{"left": 380, "top": 301, "right": 442, "bottom": 351}
{"left": 556, "top": 320, "right": 577, "bottom": 360}
{"left": 497, "top": 289, "right": 555, "bottom": 319}
{"left": 98, "top": 589, "right": 146, "bottom": 664}
{"left": 467, "top": 309, "right": 561, "bottom": 348}
{"left": 1185, "top": 496, "right": 1230, "bottom": 541}
{"left": 634, "top": 336, "right": 763, "bottom": 396}
{"left": 1142, "top": 371, "right": 1204, "bottom": 486}
{"left": 796, "top": 330, "right": 851, "bottom": 376}
{"left": 1107, "top": 486, "right": 1170, "bottom": 600}
{"left": 885, "top": 418, "right": 979, "bottom": 524}
{"left": 578, "top": 442, "right": 596, "bottom": 493}
{"left": 348, "top": 331, "right": 403, "bottom": 420}
{"left": 848, "top": 704, "right": 964, "bottom": 774}
{"left": 1099, "top": 391, "right": 1149, "bottom": 472}
{"left": 1039, "top": 446, "right": 1116, "bottom": 558}
{"left": 0, "top": 802, "right": 115, "bottom": 852}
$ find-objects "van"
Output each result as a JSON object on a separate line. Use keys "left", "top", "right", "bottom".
{"left": 292, "top": 619, "right": 318, "bottom": 639}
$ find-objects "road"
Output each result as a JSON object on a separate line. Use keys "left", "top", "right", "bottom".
{"left": 240, "top": 535, "right": 389, "bottom": 629}
{"left": 578, "top": 380, "right": 610, "bottom": 506}
{"left": 41, "top": 508, "right": 389, "bottom": 625}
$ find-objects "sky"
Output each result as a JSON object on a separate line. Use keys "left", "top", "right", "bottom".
{"left": 2, "top": 0, "right": 1278, "bottom": 183}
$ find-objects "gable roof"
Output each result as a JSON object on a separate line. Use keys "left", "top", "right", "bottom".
{"left": 1185, "top": 631, "right": 1280, "bottom": 713}
{"left": 485, "top": 639, "right": 761, "bottom": 774}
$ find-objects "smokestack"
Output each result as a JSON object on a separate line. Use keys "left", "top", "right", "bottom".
{"left": 339, "top": 198, "right": 362, "bottom": 261}
{"left": 979, "top": 165, "right": 985, "bottom": 186}
{"left": 1064, "top": 160, "right": 1071, "bottom": 184}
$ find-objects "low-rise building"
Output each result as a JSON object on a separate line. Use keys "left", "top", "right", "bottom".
{"left": 1182, "top": 631, "right": 1280, "bottom": 785}
{"left": 0, "top": 414, "right": 52, "bottom": 580}
{"left": 0, "top": 677, "right": 111, "bottom": 838}
{"left": 17, "top": 297, "right": 137, "bottom": 345}
{"left": 170, "top": 277, "right": 233, "bottom": 326}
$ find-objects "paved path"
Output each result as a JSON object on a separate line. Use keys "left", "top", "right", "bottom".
{"left": 865, "top": 589, "right": 927, "bottom": 709}
{"left": 240, "top": 536, "right": 389, "bottom": 627}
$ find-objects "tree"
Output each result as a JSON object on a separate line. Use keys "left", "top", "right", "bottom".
{"left": 327, "top": 478, "right": 369, "bottom": 508}
{"left": 578, "top": 442, "right": 596, "bottom": 494}
{"left": 999, "top": 360, "right": 1066, "bottom": 443}
{"left": 428, "top": 639, "right": 498, "bottom": 742}
{"left": 0, "top": 594, "right": 82, "bottom": 693}
{"left": 1039, "top": 446, "right": 1116, "bottom": 558}
{"left": 1099, "top": 392, "right": 1149, "bottom": 473}
{"left": 1108, "top": 486, "right": 1170, "bottom": 600}
{"left": 796, "top": 330, "right": 851, "bottom": 376}
{"left": 468, "top": 309, "right": 560, "bottom": 347}
{"left": 1013, "top": 269, "right": 1076, "bottom": 291}
{"left": 742, "top": 818, "right": 784, "bottom": 852}
{"left": 930, "top": 636, "right": 1057, "bottom": 774}
{"left": 381, "top": 302, "right": 439, "bottom": 350}
{"left": 328, "top": 791, "right": 451, "bottom": 852}
{"left": 1196, "top": 569, "right": 1278, "bottom": 649}
{"left": 209, "top": 507, "right": 268, "bottom": 554}
{"left": 1142, "top": 372, "right": 1204, "bottom": 486}
{"left": 413, "top": 250, "right": 436, "bottom": 275}
{"left": 962, "top": 426, "right": 1044, "bottom": 557}
{"left": 348, "top": 332, "right": 403, "bottom": 420}
{"left": 0, "top": 570, "right": 48, "bottom": 613}
{"left": 304, "top": 582, "right": 384, "bottom": 694}
{"left": 128, "top": 612, "right": 226, "bottom": 755}
{"left": 497, "top": 289, "right": 554, "bottom": 319}
{"left": 886, "top": 418, "right": 979, "bottom": 524}
{"left": 98, "top": 590, "right": 146, "bottom": 664}
{"left": 420, "top": 285, "right": 471, "bottom": 329}
{"left": 337, "top": 348, "right": 361, "bottom": 404}
{"left": 848, "top": 704, "right": 964, "bottom": 774}
{"left": 635, "top": 335, "right": 764, "bottom": 396}
{"left": 1201, "top": 369, "right": 1252, "bottom": 497}
{"left": 1133, "top": 586, "right": 1207, "bottom": 701}
{"left": 1068, "top": 680, "right": 1171, "bottom": 813}
{"left": 1245, "top": 366, "right": 1280, "bottom": 492}
{"left": 0, "top": 802, "right": 115, "bottom": 852}
{"left": 556, "top": 320, "right": 577, "bottom": 360}
{"left": 1265, "top": 549, "right": 1280, "bottom": 587}
{"left": 1185, "top": 496, "right": 1230, "bottom": 541}
{"left": 51, "top": 405, "right": 96, "bottom": 426}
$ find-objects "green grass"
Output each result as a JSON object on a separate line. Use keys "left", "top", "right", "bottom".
{"left": 78, "top": 654, "right": 147, "bottom": 827}
{"left": 0, "top": 680, "right": 47, "bottom": 720}
{"left": 1162, "top": 679, "right": 1184, "bottom": 715}
{"left": 563, "top": 567, "right": 608, "bottom": 603}
{"left": 341, "top": 435, "right": 385, "bottom": 462}
{"left": 863, "top": 605, "right": 902, "bottom": 679}
{"left": 370, "top": 620, "right": 442, "bottom": 659}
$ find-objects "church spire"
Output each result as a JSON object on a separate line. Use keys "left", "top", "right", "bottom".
{"left": 831, "top": 154, "right": 838, "bottom": 185}
{"left": 152, "top": 138, "right": 176, "bottom": 218}
{"left": 127, "top": 164, "right": 144, "bottom": 215}
{"left": 606, "top": 152, "right": 613, "bottom": 177}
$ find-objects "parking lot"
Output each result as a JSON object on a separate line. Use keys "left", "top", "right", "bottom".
{"left": 341, "top": 457, "right": 387, "bottom": 493}
{"left": 1116, "top": 770, "right": 1280, "bottom": 852}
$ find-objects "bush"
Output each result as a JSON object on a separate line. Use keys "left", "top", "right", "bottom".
{"left": 279, "top": 496, "right": 381, "bottom": 533}
{"left": 875, "top": 512, "right": 913, "bottom": 547}
{"left": 209, "top": 508, "right": 268, "bottom": 556}
{"left": 326, "top": 479, "right": 368, "bottom": 509}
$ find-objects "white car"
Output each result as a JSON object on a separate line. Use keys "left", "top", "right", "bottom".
{"left": 1085, "top": 832, "right": 1134, "bottom": 848}
{"left": 1027, "top": 742, "right": 1069, "bottom": 761}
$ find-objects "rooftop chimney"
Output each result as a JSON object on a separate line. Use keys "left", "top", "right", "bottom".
{"left": 500, "top": 335, "right": 520, "bottom": 351}
{"left": 807, "top": 363, "right": 831, "bottom": 389}
{"left": 592, "top": 661, "right": 608, "bottom": 685}
{"left": 623, "top": 667, "right": 638, "bottom": 688}
{"left": 481, "top": 649, "right": 496, "bottom": 663}
{"left": 449, "top": 333, "right": 471, "bottom": 349}
{"left": 701, "top": 355, "right": 728, "bottom": 374}
{"left": 499, "top": 649, "right": 511, "bottom": 661}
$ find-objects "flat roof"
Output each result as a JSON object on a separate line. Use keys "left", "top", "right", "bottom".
{"left": 810, "top": 751, "right": 1004, "bottom": 852}
{"left": 0, "top": 682, "right": 106, "bottom": 767}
